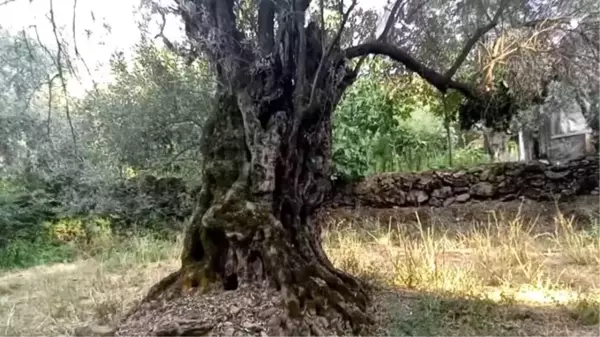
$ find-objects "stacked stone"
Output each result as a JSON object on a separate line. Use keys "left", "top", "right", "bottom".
{"left": 332, "top": 156, "right": 599, "bottom": 208}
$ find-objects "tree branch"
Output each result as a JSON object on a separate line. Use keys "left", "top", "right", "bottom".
{"left": 319, "top": 0, "right": 325, "bottom": 48}
{"left": 444, "top": 0, "right": 507, "bottom": 79}
{"left": 178, "top": 0, "right": 247, "bottom": 85}
{"left": 154, "top": 6, "right": 201, "bottom": 65}
{"left": 71, "top": 0, "right": 97, "bottom": 91}
{"left": 306, "top": 0, "right": 357, "bottom": 110}
{"left": 344, "top": 42, "right": 476, "bottom": 98}
{"left": 49, "top": 0, "right": 78, "bottom": 155}
{"left": 258, "top": 0, "right": 275, "bottom": 55}
{"left": 155, "top": 7, "right": 176, "bottom": 50}
{"left": 47, "top": 73, "right": 60, "bottom": 139}
{"left": 353, "top": 0, "right": 422, "bottom": 74}
{"left": 379, "top": 0, "right": 405, "bottom": 42}
{"left": 294, "top": 0, "right": 308, "bottom": 108}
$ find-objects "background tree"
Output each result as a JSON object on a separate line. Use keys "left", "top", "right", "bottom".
{"left": 78, "top": 41, "right": 213, "bottom": 176}
{"left": 0, "top": 27, "right": 213, "bottom": 260}
{"left": 0, "top": 30, "right": 47, "bottom": 169}
{"left": 332, "top": 60, "right": 483, "bottom": 177}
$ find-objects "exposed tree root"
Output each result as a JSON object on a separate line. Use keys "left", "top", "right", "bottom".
{"left": 117, "top": 281, "right": 375, "bottom": 337}
{"left": 118, "top": 196, "right": 374, "bottom": 336}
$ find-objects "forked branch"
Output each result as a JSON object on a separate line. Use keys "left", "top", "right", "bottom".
{"left": 444, "top": 0, "right": 508, "bottom": 79}
{"left": 353, "top": 0, "right": 423, "bottom": 75}
{"left": 344, "top": 42, "right": 476, "bottom": 98}
{"left": 306, "top": 0, "right": 358, "bottom": 110}
{"left": 177, "top": 0, "right": 246, "bottom": 83}
{"left": 344, "top": 0, "right": 510, "bottom": 100}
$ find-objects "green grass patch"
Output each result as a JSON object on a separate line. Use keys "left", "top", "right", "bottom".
{"left": 0, "top": 239, "right": 77, "bottom": 270}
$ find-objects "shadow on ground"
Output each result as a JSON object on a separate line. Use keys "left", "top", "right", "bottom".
{"left": 375, "top": 288, "right": 599, "bottom": 337}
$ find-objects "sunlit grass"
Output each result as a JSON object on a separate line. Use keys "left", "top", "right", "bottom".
{"left": 324, "top": 210, "right": 600, "bottom": 335}
{"left": 0, "top": 235, "right": 181, "bottom": 336}
{"left": 553, "top": 213, "right": 600, "bottom": 266}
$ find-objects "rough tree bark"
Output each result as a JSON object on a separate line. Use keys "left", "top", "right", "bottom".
{"left": 117, "top": 0, "right": 508, "bottom": 335}
{"left": 127, "top": 1, "right": 371, "bottom": 335}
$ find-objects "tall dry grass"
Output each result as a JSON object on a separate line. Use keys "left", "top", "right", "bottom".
{"left": 0, "top": 210, "right": 598, "bottom": 335}
{"left": 324, "top": 210, "right": 600, "bottom": 330}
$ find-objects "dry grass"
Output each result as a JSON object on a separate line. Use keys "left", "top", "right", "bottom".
{"left": 324, "top": 209, "right": 600, "bottom": 336}
{"left": 0, "top": 236, "right": 181, "bottom": 336}
{"left": 0, "top": 208, "right": 598, "bottom": 336}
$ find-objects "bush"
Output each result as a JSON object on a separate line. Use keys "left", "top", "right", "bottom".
{"left": 0, "top": 173, "right": 188, "bottom": 270}
{"left": 0, "top": 180, "right": 59, "bottom": 248}
{"left": 0, "top": 239, "right": 77, "bottom": 270}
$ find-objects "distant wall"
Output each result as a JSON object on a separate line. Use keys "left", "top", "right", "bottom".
{"left": 331, "top": 156, "right": 599, "bottom": 208}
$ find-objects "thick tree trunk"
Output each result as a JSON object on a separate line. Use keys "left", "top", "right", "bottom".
{"left": 118, "top": 68, "right": 371, "bottom": 335}
{"left": 114, "top": 1, "right": 375, "bottom": 335}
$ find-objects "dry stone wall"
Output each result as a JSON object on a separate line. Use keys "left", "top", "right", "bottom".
{"left": 331, "top": 156, "right": 599, "bottom": 208}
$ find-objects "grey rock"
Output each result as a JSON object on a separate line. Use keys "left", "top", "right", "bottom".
{"left": 454, "top": 186, "right": 469, "bottom": 193}
{"left": 408, "top": 189, "right": 429, "bottom": 205}
{"left": 333, "top": 155, "right": 598, "bottom": 207}
{"left": 479, "top": 168, "right": 492, "bottom": 181}
{"left": 443, "top": 197, "right": 455, "bottom": 207}
{"left": 545, "top": 170, "right": 569, "bottom": 180}
{"left": 529, "top": 177, "right": 545, "bottom": 187}
{"left": 505, "top": 167, "right": 524, "bottom": 176}
{"left": 74, "top": 325, "right": 114, "bottom": 337}
{"left": 429, "top": 198, "right": 443, "bottom": 207}
{"left": 431, "top": 186, "right": 452, "bottom": 199}
{"left": 470, "top": 182, "right": 495, "bottom": 197}
{"left": 455, "top": 193, "right": 470, "bottom": 202}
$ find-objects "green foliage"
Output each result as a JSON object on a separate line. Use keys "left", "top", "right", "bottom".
{"left": 458, "top": 80, "right": 524, "bottom": 132}
{"left": 332, "top": 71, "right": 399, "bottom": 177}
{"left": 0, "top": 180, "right": 58, "bottom": 247}
{"left": 78, "top": 41, "right": 213, "bottom": 174}
{"left": 0, "top": 171, "right": 190, "bottom": 270}
{"left": 0, "top": 31, "right": 213, "bottom": 272}
{"left": 0, "top": 240, "right": 77, "bottom": 270}
{"left": 0, "top": 179, "right": 182, "bottom": 271}
{"left": 0, "top": 179, "right": 76, "bottom": 269}
{"left": 333, "top": 59, "right": 487, "bottom": 177}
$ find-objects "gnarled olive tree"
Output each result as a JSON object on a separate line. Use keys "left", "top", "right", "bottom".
{"left": 118, "top": 0, "right": 532, "bottom": 335}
